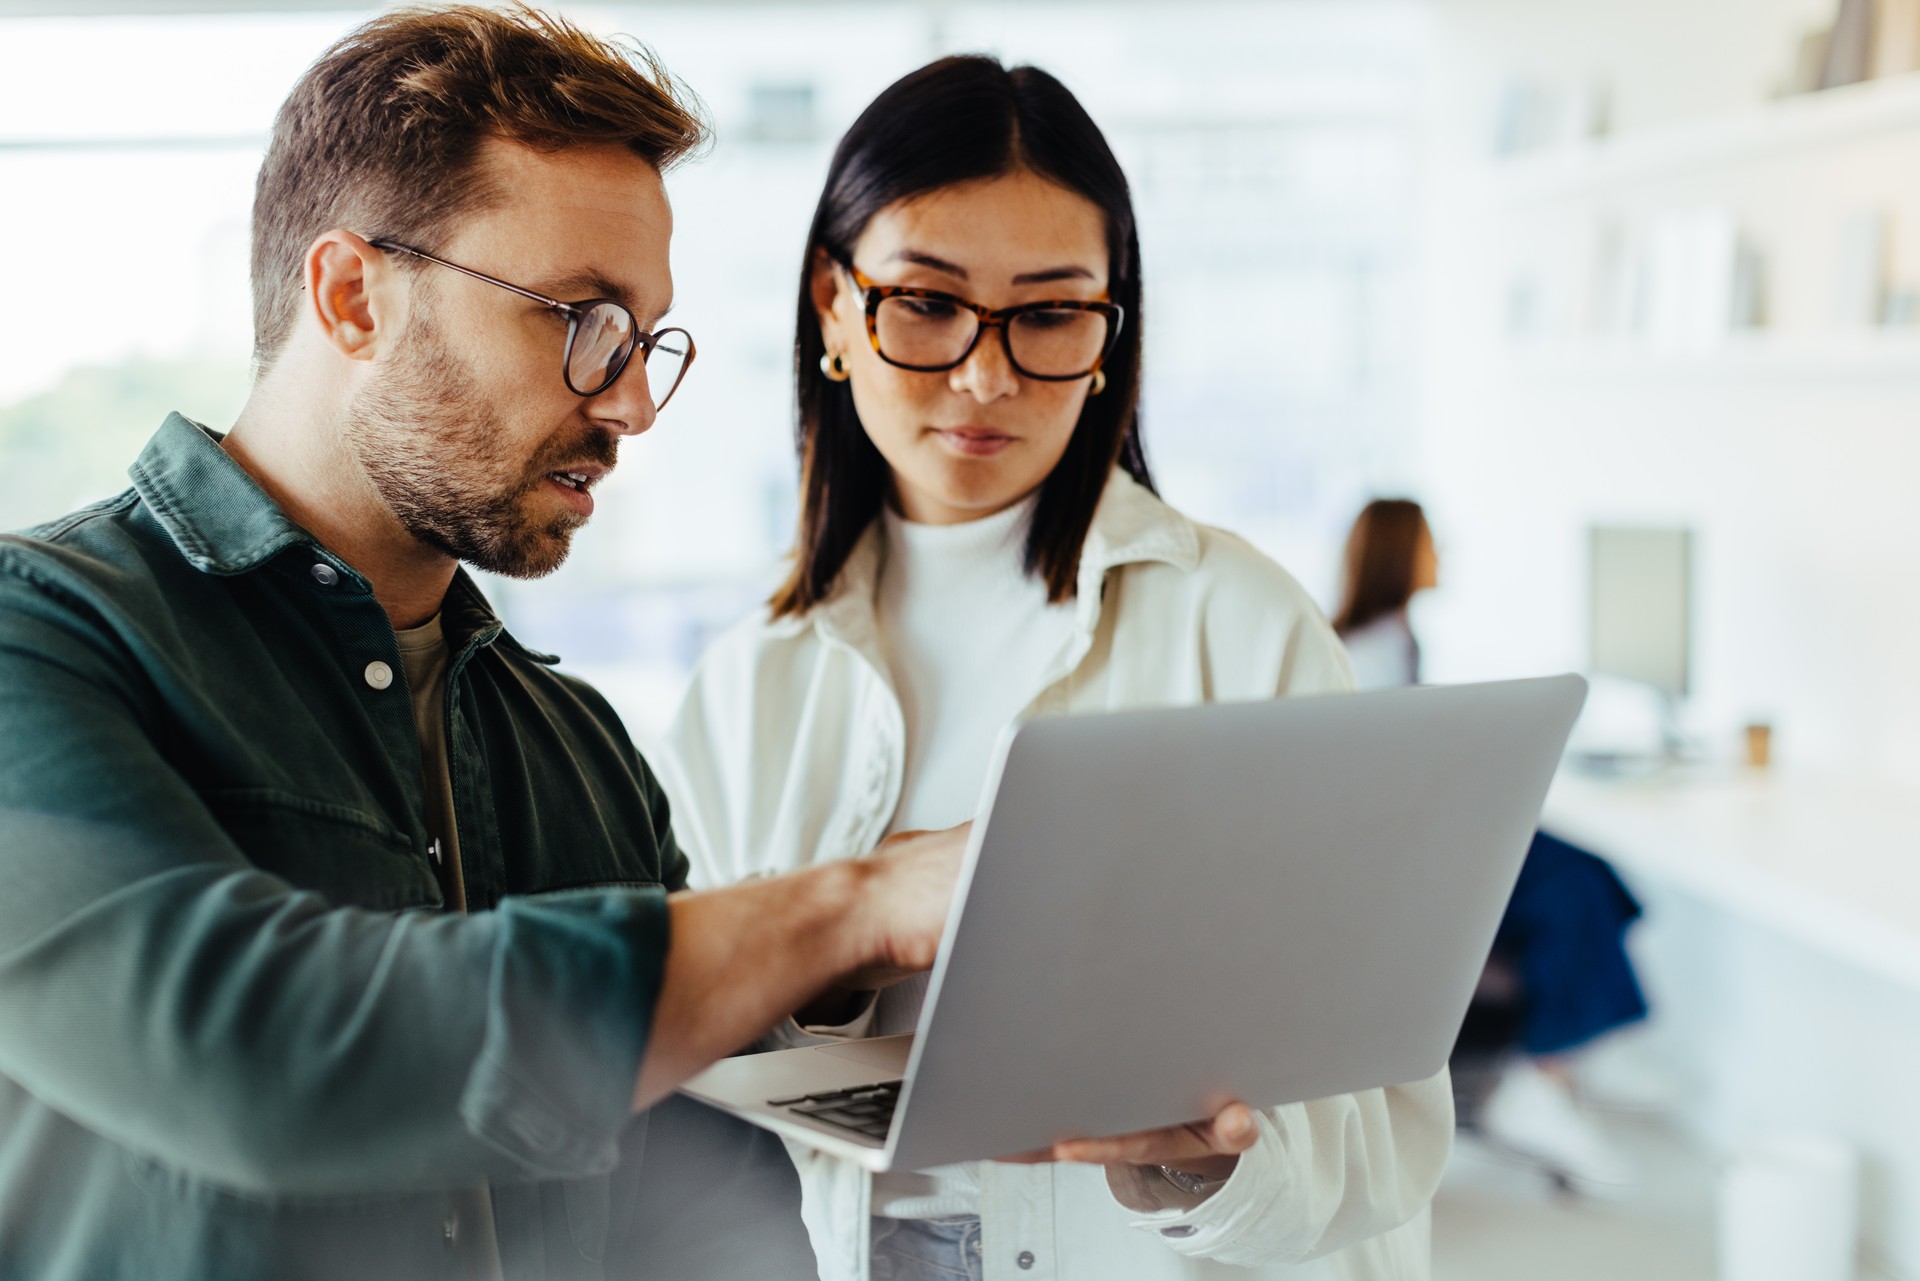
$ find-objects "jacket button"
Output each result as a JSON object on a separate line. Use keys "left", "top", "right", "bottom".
{"left": 1160, "top": 1225, "right": 1197, "bottom": 1238}
{"left": 364, "top": 661, "right": 394, "bottom": 690}
{"left": 1017, "top": 1250, "right": 1036, "bottom": 1269}
{"left": 310, "top": 562, "right": 339, "bottom": 587}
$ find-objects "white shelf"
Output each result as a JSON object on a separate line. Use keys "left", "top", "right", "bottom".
{"left": 1499, "top": 332, "right": 1920, "bottom": 379}
{"left": 1472, "top": 72, "right": 1920, "bottom": 207}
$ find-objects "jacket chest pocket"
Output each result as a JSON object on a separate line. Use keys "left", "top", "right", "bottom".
{"left": 203, "top": 788, "right": 442, "bottom": 910}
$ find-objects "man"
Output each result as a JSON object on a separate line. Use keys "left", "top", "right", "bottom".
{"left": 0, "top": 7, "right": 963, "bottom": 1278}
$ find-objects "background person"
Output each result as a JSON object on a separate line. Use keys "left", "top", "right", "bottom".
{"left": 1331, "top": 498, "right": 1649, "bottom": 1190}
{"left": 660, "top": 56, "right": 1452, "bottom": 1281}
{"left": 0, "top": 8, "right": 970, "bottom": 1278}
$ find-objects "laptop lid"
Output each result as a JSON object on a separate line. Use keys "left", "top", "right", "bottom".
{"left": 884, "top": 675, "right": 1586, "bottom": 1172}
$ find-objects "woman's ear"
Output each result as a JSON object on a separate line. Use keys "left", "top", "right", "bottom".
{"left": 809, "top": 247, "right": 849, "bottom": 348}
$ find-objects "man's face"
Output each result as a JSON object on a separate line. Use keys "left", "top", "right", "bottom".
{"left": 345, "top": 139, "right": 675, "bottom": 579}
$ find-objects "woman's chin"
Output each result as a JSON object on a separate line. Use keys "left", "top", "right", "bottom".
{"left": 897, "top": 470, "right": 1040, "bottom": 525}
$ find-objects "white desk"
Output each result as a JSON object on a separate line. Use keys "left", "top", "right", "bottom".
{"left": 1543, "top": 768, "right": 1920, "bottom": 989}
{"left": 1539, "top": 767, "right": 1920, "bottom": 1278}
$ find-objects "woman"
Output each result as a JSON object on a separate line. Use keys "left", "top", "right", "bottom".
{"left": 659, "top": 58, "right": 1451, "bottom": 1281}
{"left": 1331, "top": 498, "right": 1647, "bottom": 1190}
{"left": 1328, "top": 500, "right": 1435, "bottom": 691}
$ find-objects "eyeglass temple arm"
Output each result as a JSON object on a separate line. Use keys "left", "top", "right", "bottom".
{"left": 367, "top": 238, "right": 580, "bottom": 316}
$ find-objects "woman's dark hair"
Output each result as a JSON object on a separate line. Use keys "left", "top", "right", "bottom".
{"left": 769, "top": 55, "right": 1154, "bottom": 618}
{"left": 1332, "top": 498, "right": 1430, "bottom": 637}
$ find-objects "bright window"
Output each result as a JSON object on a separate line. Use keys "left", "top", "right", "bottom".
{"left": 0, "top": 3, "right": 1426, "bottom": 743}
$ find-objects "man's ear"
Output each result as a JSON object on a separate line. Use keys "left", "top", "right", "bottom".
{"left": 808, "top": 247, "right": 849, "bottom": 348}
{"left": 303, "top": 230, "right": 393, "bottom": 362}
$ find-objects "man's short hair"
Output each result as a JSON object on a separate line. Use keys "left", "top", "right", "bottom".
{"left": 249, "top": 3, "right": 707, "bottom": 368}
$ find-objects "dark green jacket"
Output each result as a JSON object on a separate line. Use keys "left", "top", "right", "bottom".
{"left": 0, "top": 415, "right": 809, "bottom": 1279}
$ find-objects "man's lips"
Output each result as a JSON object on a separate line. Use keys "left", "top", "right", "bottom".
{"left": 544, "top": 463, "right": 608, "bottom": 494}
{"left": 930, "top": 427, "right": 1017, "bottom": 457}
{"left": 540, "top": 463, "right": 609, "bottom": 516}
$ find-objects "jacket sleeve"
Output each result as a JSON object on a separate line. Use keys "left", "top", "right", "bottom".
{"left": 654, "top": 627, "right": 761, "bottom": 893}
{"left": 0, "top": 559, "right": 665, "bottom": 1197}
{"left": 657, "top": 634, "right": 884, "bottom": 1053}
{"left": 1105, "top": 1071, "right": 1453, "bottom": 1267}
{"left": 1104, "top": 546, "right": 1454, "bottom": 1265}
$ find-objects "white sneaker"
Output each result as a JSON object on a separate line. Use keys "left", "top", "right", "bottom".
{"left": 1479, "top": 1060, "right": 1636, "bottom": 1191}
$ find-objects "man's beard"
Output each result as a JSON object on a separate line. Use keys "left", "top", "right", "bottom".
{"left": 343, "top": 311, "right": 612, "bottom": 580}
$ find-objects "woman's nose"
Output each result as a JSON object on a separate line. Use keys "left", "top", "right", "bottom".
{"left": 947, "top": 325, "right": 1021, "bottom": 402}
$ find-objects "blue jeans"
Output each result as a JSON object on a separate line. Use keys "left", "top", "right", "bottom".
{"left": 870, "top": 1216, "right": 985, "bottom": 1281}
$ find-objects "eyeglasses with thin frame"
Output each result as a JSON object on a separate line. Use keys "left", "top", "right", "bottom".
{"left": 367, "top": 238, "right": 696, "bottom": 408}
{"left": 837, "top": 259, "right": 1123, "bottom": 381}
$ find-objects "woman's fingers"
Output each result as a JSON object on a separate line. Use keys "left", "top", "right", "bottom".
{"left": 1210, "top": 1103, "right": 1259, "bottom": 1153}
{"left": 1048, "top": 1103, "right": 1257, "bottom": 1166}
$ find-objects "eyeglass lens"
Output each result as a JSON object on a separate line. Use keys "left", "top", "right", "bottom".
{"left": 568, "top": 305, "right": 693, "bottom": 408}
{"left": 873, "top": 296, "right": 1110, "bottom": 376}
{"left": 568, "top": 304, "right": 635, "bottom": 397}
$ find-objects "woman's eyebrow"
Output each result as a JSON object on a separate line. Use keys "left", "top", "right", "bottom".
{"left": 1012, "top": 265, "right": 1096, "bottom": 285}
{"left": 889, "top": 249, "right": 969, "bottom": 278}
{"left": 887, "top": 249, "right": 1097, "bottom": 286}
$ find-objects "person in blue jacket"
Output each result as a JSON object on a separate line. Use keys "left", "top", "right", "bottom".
{"left": 1333, "top": 498, "right": 1649, "bottom": 1190}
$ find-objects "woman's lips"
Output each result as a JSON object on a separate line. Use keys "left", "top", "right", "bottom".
{"left": 931, "top": 427, "right": 1016, "bottom": 458}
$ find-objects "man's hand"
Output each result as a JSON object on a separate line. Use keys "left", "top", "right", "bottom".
{"left": 1001, "top": 1101, "right": 1260, "bottom": 1183}
{"left": 632, "top": 823, "right": 968, "bottom": 1109}
{"left": 839, "top": 824, "right": 970, "bottom": 989}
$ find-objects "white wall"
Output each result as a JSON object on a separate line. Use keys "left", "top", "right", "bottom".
{"left": 1420, "top": 0, "right": 1920, "bottom": 782}
{"left": 1423, "top": 6, "right": 1920, "bottom": 1274}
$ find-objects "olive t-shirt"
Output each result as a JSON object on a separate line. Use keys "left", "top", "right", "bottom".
{"left": 395, "top": 613, "right": 501, "bottom": 1281}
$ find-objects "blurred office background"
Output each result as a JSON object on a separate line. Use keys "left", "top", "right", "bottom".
{"left": 0, "top": 1, "right": 1914, "bottom": 1278}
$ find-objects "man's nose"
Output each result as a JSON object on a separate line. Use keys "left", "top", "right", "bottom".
{"left": 948, "top": 326, "right": 1021, "bottom": 403}
{"left": 585, "top": 356, "right": 659, "bottom": 437}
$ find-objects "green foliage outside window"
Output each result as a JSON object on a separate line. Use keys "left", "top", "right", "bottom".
{"left": 0, "top": 356, "right": 250, "bottom": 532}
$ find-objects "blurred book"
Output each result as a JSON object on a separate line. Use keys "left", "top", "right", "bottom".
{"left": 1641, "top": 208, "right": 1753, "bottom": 350}
{"left": 1491, "top": 76, "right": 1611, "bottom": 157}
{"left": 1834, "top": 209, "right": 1889, "bottom": 327}
{"left": 1788, "top": 25, "right": 1835, "bottom": 94}
{"left": 1873, "top": 0, "right": 1920, "bottom": 76}
{"left": 1822, "top": 0, "right": 1876, "bottom": 88}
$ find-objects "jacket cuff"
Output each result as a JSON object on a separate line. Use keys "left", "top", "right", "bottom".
{"left": 460, "top": 888, "right": 668, "bottom": 1178}
{"left": 1105, "top": 1110, "right": 1297, "bottom": 1261}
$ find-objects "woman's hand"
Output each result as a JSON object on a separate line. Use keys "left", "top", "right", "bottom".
{"left": 1000, "top": 1101, "right": 1260, "bottom": 1183}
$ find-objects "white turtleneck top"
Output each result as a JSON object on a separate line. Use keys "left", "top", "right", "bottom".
{"left": 868, "top": 492, "right": 1076, "bottom": 1220}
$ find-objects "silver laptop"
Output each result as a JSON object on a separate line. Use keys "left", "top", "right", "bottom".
{"left": 680, "top": 675, "right": 1587, "bottom": 1173}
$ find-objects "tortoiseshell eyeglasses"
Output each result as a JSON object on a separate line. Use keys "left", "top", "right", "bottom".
{"left": 839, "top": 260, "right": 1123, "bottom": 381}
{"left": 368, "top": 238, "right": 695, "bottom": 408}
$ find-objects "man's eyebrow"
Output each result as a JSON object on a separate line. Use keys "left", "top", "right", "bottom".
{"left": 886, "top": 250, "right": 1097, "bottom": 287}
{"left": 531, "top": 268, "right": 639, "bottom": 311}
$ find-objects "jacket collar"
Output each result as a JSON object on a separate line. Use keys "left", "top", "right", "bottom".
{"left": 780, "top": 469, "right": 1200, "bottom": 650}
{"left": 131, "top": 412, "right": 317, "bottom": 576}
{"left": 1074, "top": 468, "right": 1201, "bottom": 585}
{"left": 130, "top": 412, "right": 554, "bottom": 664}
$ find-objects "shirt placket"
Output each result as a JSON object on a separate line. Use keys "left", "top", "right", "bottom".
{"left": 981, "top": 1163, "right": 1058, "bottom": 1281}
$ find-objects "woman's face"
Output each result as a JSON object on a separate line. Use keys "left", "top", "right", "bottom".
{"left": 1413, "top": 524, "right": 1440, "bottom": 593}
{"left": 813, "top": 169, "right": 1111, "bottom": 525}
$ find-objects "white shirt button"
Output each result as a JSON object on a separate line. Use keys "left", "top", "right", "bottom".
{"left": 364, "top": 661, "right": 394, "bottom": 691}
{"left": 310, "top": 562, "right": 339, "bottom": 587}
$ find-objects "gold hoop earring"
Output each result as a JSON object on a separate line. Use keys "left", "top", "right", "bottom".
{"left": 1089, "top": 368, "right": 1108, "bottom": 396}
{"left": 820, "top": 351, "right": 850, "bottom": 382}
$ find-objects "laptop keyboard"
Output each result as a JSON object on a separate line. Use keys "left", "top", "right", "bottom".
{"left": 768, "top": 1080, "right": 901, "bottom": 1142}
